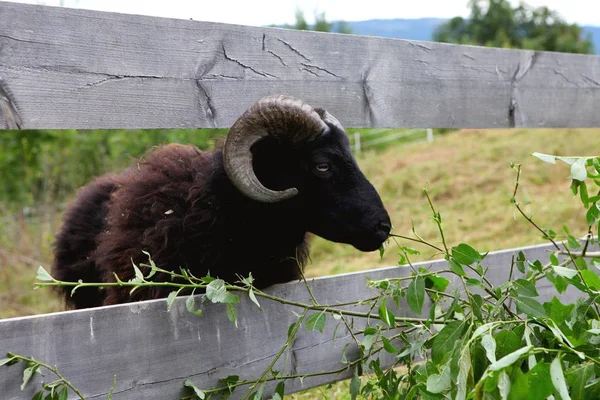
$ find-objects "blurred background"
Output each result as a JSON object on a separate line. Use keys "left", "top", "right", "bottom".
{"left": 1, "top": 0, "right": 598, "bottom": 325}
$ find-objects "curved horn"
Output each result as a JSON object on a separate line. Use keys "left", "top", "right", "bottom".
{"left": 223, "top": 95, "right": 328, "bottom": 203}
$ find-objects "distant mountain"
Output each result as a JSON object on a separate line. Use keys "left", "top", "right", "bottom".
{"left": 342, "top": 18, "right": 600, "bottom": 55}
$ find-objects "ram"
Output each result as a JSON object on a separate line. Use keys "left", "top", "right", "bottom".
{"left": 52, "top": 95, "right": 391, "bottom": 308}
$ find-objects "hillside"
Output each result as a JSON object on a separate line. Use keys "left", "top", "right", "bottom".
{"left": 344, "top": 18, "right": 600, "bottom": 54}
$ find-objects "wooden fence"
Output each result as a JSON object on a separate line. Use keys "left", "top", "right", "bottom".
{"left": 1, "top": 1, "right": 600, "bottom": 399}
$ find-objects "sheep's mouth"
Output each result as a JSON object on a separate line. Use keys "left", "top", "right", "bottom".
{"left": 352, "top": 237, "right": 388, "bottom": 252}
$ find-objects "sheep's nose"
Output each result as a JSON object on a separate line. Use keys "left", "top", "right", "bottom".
{"left": 376, "top": 220, "right": 391, "bottom": 241}
{"left": 378, "top": 221, "right": 391, "bottom": 234}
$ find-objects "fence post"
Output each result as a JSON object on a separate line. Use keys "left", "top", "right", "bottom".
{"left": 426, "top": 129, "right": 434, "bottom": 143}
{"left": 354, "top": 132, "right": 361, "bottom": 153}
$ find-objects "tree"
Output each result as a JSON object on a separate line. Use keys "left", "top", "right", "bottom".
{"left": 283, "top": 10, "right": 352, "bottom": 34}
{"left": 434, "top": 0, "right": 593, "bottom": 54}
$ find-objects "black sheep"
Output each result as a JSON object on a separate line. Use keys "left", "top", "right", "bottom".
{"left": 52, "top": 95, "right": 391, "bottom": 308}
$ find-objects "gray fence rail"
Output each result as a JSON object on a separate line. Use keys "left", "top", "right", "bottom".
{"left": 0, "top": 2, "right": 599, "bottom": 130}
{"left": 0, "top": 242, "right": 591, "bottom": 400}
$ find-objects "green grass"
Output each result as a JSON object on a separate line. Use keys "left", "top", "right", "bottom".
{"left": 1, "top": 128, "right": 599, "bottom": 397}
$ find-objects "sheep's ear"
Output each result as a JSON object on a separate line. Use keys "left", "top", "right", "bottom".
{"left": 314, "top": 108, "right": 344, "bottom": 133}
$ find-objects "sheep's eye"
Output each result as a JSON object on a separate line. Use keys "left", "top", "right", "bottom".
{"left": 315, "top": 163, "right": 330, "bottom": 173}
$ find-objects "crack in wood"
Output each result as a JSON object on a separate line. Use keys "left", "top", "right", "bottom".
{"left": 0, "top": 77, "right": 22, "bottom": 129}
{"left": 195, "top": 79, "right": 217, "bottom": 128}
{"left": 262, "top": 34, "right": 288, "bottom": 67}
{"left": 0, "top": 33, "right": 51, "bottom": 46}
{"left": 408, "top": 41, "right": 432, "bottom": 52}
{"left": 300, "top": 67, "right": 319, "bottom": 77}
{"left": 203, "top": 73, "right": 242, "bottom": 80}
{"left": 275, "top": 38, "right": 311, "bottom": 62}
{"left": 221, "top": 43, "right": 277, "bottom": 78}
{"left": 582, "top": 74, "right": 600, "bottom": 87}
{"left": 508, "top": 51, "right": 538, "bottom": 128}
{"left": 553, "top": 69, "right": 579, "bottom": 86}
{"left": 299, "top": 63, "right": 342, "bottom": 79}
{"left": 361, "top": 67, "right": 375, "bottom": 127}
{"left": 462, "top": 65, "right": 496, "bottom": 76}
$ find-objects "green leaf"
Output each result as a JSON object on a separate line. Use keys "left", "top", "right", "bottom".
{"left": 508, "top": 368, "right": 529, "bottom": 400}
{"left": 287, "top": 322, "right": 298, "bottom": 340}
{"left": 489, "top": 345, "right": 532, "bottom": 372}
{"left": 378, "top": 243, "right": 386, "bottom": 259}
{"left": 185, "top": 295, "right": 203, "bottom": 317}
{"left": 350, "top": 368, "right": 360, "bottom": 400}
{"left": 32, "top": 391, "right": 44, "bottom": 400}
{"left": 219, "top": 374, "right": 239, "bottom": 386}
{"left": 516, "top": 251, "right": 526, "bottom": 273}
{"left": 567, "top": 233, "right": 580, "bottom": 249}
{"left": 227, "top": 303, "right": 238, "bottom": 328}
{"left": 141, "top": 250, "right": 158, "bottom": 278}
{"left": 481, "top": 333, "right": 497, "bottom": 363}
{"left": 549, "top": 273, "right": 569, "bottom": 293}
{"left": 0, "top": 356, "right": 18, "bottom": 367}
{"left": 378, "top": 298, "right": 396, "bottom": 327}
{"left": 304, "top": 312, "right": 327, "bottom": 333}
{"left": 526, "top": 363, "right": 554, "bottom": 400}
{"left": 553, "top": 265, "right": 578, "bottom": 279}
{"left": 407, "top": 276, "right": 425, "bottom": 314}
{"left": 252, "top": 382, "right": 265, "bottom": 400}
{"left": 217, "top": 375, "right": 239, "bottom": 394}
{"left": 571, "top": 157, "right": 588, "bottom": 181}
{"left": 206, "top": 279, "right": 239, "bottom": 304}
{"left": 426, "top": 362, "right": 451, "bottom": 393}
{"left": 21, "top": 364, "right": 39, "bottom": 390}
{"left": 581, "top": 270, "right": 600, "bottom": 290}
{"left": 166, "top": 290, "right": 179, "bottom": 312}
{"left": 513, "top": 295, "right": 546, "bottom": 319}
{"left": 544, "top": 297, "right": 575, "bottom": 323}
{"left": 381, "top": 336, "right": 398, "bottom": 353}
{"left": 431, "top": 320, "right": 466, "bottom": 364}
{"left": 532, "top": 152, "right": 557, "bottom": 164}
{"left": 550, "top": 357, "right": 571, "bottom": 400}
{"left": 35, "top": 266, "right": 53, "bottom": 282}
{"left": 550, "top": 253, "right": 559, "bottom": 266}
{"left": 580, "top": 180, "right": 590, "bottom": 207}
{"left": 451, "top": 243, "right": 482, "bottom": 266}
{"left": 495, "top": 330, "right": 522, "bottom": 359}
{"left": 274, "top": 381, "right": 285, "bottom": 398}
{"left": 362, "top": 334, "right": 376, "bottom": 352}
{"left": 132, "top": 261, "right": 144, "bottom": 281}
{"left": 58, "top": 387, "right": 68, "bottom": 400}
{"left": 455, "top": 345, "right": 471, "bottom": 400}
{"left": 497, "top": 371, "right": 510, "bottom": 400}
{"left": 586, "top": 203, "right": 600, "bottom": 225}
{"left": 248, "top": 288, "right": 261, "bottom": 309}
{"left": 567, "top": 363, "right": 594, "bottom": 400}
{"left": 426, "top": 275, "right": 450, "bottom": 292}
{"left": 448, "top": 257, "right": 466, "bottom": 276}
{"left": 513, "top": 279, "right": 539, "bottom": 297}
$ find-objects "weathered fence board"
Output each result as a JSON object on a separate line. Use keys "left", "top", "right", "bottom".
{"left": 0, "top": 241, "right": 595, "bottom": 399}
{"left": 1, "top": 2, "right": 600, "bottom": 130}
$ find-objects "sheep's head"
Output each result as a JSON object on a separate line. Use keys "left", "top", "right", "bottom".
{"left": 223, "top": 95, "right": 391, "bottom": 252}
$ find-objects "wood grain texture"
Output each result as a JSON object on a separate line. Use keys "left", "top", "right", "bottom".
{"left": 0, "top": 2, "right": 599, "bottom": 129}
{"left": 1, "top": 242, "right": 596, "bottom": 399}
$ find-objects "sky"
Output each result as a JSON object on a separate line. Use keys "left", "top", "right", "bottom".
{"left": 11, "top": 0, "right": 600, "bottom": 27}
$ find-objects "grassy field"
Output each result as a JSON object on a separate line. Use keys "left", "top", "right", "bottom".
{"left": 1, "top": 128, "right": 599, "bottom": 397}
